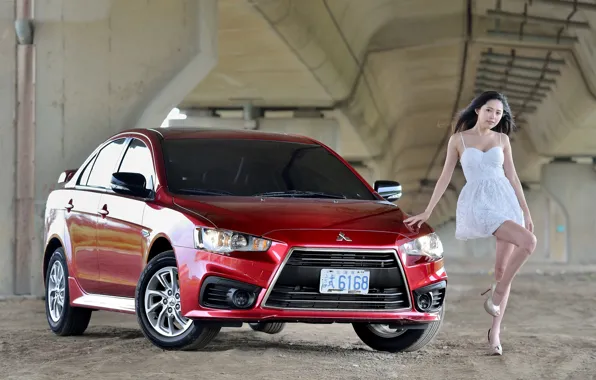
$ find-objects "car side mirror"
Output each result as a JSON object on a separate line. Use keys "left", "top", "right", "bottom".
{"left": 111, "top": 172, "right": 151, "bottom": 198}
{"left": 57, "top": 169, "right": 77, "bottom": 184}
{"left": 374, "top": 180, "right": 402, "bottom": 202}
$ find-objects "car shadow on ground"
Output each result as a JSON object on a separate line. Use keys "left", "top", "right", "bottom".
{"left": 77, "top": 326, "right": 377, "bottom": 354}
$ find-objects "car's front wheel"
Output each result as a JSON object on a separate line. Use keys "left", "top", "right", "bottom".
{"left": 135, "top": 251, "right": 220, "bottom": 350}
{"left": 352, "top": 307, "right": 445, "bottom": 353}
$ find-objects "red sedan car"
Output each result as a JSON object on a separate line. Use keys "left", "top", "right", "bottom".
{"left": 43, "top": 127, "right": 447, "bottom": 352}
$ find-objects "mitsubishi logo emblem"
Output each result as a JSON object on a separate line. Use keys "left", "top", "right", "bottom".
{"left": 336, "top": 232, "right": 352, "bottom": 242}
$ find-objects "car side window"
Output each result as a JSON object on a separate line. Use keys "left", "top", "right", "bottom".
{"left": 77, "top": 155, "right": 97, "bottom": 186}
{"left": 118, "top": 138, "right": 154, "bottom": 190}
{"left": 85, "top": 138, "right": 127, "bottom": 189}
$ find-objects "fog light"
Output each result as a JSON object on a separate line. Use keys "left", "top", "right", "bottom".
{"left": 227, "top": 288, "right": 255, "bottom": 309}
{"left": 416, "top": 292, "right": 434, "bottom": 312}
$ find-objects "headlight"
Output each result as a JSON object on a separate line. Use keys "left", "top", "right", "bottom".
{"left": 401, "top": 233, "right": 443, "bottom": 261}
{"left": 195, "top": 227, "right": 272, "bottom": 254}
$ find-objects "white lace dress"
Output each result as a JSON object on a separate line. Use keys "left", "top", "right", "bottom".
{"left": 455, "top": 133, "right": 524, "bottom": 240}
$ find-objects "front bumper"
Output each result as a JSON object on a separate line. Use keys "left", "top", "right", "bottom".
{"left": 174, "top": 242, "right": 447, "bottom": 324}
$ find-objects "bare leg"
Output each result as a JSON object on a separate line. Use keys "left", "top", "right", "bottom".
{"left": 491, "top": 220, "right": 537, "bottom": 307}
{"left": 489, "top": 238, "right": 515, "bottom": 349}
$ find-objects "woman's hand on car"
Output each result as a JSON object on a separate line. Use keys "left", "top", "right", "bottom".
{"left": 404, "top": 210, "right": 431, "bottom": 229}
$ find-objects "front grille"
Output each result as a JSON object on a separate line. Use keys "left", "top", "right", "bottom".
{"left": 287, "top": 250, "right": 398, "bottom": 268}
{"left": 263, "top": 249, "right": 410, "bottom": 311}
{"left": 266, "top": 285, "right": 407, "bottom": 310}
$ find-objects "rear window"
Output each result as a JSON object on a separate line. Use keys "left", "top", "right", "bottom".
{"left": 161, "top": 138, "right": 376, "bottom": 200}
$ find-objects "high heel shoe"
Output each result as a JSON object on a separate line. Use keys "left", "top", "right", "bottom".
{"left": 487, "top": 328, "right": 503, "bottom": 355}
{"left": 480, "top": 283, "right": 501, "bottom": 317}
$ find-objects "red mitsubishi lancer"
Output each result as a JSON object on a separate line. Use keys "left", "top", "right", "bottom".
{"left": 42, "top": 127, "right": 447, "bottom": 352}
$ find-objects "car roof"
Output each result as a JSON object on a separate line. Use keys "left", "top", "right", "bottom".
{"left": 120, "top": 127, "right": 319, "bottom": 145}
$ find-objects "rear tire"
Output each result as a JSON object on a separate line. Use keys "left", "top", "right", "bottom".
{"left": 352, "top": 307, "right": 445, "bottom": 353}
{"left": 135, "top": 251, "right": 220, "bottom": 350}
{"left": 248, "top": 322, "right": 286, "bottom": 334}
{"left": 45, "top": 247, "right": 92, "bottom": 336}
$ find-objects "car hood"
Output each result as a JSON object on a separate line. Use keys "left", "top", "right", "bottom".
{"left": 172, "top": 196, "right": 421, "bottom": 238}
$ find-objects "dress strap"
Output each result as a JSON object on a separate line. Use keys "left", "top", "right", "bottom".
{"left": 460, "top": 133, "right": 466, "bottom": 148}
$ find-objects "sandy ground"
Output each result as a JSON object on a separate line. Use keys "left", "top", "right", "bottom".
{"left": 1, "top": 272, "right": 595, "bottom": 380}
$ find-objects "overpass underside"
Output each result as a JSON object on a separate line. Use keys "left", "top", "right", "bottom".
{"left": 1, "top": 0, "right": 595, "bottom": 295}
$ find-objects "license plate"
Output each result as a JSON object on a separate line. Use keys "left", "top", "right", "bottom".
{"left": 319, "top": 269, "right": 370, "bottom": 294}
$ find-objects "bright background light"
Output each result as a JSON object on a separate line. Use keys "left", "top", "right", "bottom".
{"left": 160, "top": 108, "right": 187, "bottom": 128}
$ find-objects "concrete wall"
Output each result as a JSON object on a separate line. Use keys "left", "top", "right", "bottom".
{"left": 0, "top": 2, "right": 16, "bottom": 294}
{"left": 542, "top": 162, "right": 596, "bottom": 265}
{"left": 2, "top": 0, "right": 218, "bottom": 296}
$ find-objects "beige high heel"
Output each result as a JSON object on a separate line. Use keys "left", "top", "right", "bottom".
{"left": 481, "top": 283, "right": 501, "bottom": 317}
{"left": 488, "top": 328, "right": 503, "bottom": 355}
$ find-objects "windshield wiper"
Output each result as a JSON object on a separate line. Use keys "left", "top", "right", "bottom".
{"left": 253, "top": 190, "right": 346, "bottom": 199}
{"left": 175, "top": 188, "right": 233, "bottom": 196}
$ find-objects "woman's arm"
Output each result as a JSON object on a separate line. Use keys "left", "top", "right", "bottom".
{"left": 404, "top": 133, "right": 460, "bottom": 227}
{"left": 502, "top": 133, "right": 534, "bottom": 231}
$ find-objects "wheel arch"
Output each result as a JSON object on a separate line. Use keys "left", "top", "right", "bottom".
{"left": 147, "top": 235, "right": 175, "bottom": 264}
{"left": 43, "top": 236, "right": 65, "bottom": 283}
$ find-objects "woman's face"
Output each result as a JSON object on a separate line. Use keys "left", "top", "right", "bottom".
{"left": 476, "top": 99, "right": 503, "bottom": 129}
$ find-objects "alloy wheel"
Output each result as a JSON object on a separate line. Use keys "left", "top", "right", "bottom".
{"left": 47, "top": 261, "right": 66, "bottom": 323}
{"left": 144, "top": 266, "right": 193, "bottom": 337}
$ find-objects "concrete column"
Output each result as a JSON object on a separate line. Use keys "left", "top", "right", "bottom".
{"left": 0, "top": 2, "right": 17, "bottom": 295}
{"left": 541, "top": 161, "right": 595, "bottom": 265}
{"left": 5, "top": 0, "right": 218, "bottom": 296}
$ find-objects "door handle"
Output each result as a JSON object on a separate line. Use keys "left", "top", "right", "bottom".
{"left": 98, "top": 205, "right": 109, "bottom": 217}
{"left": 65, "top": 200, "right": 74, "bottom": 212}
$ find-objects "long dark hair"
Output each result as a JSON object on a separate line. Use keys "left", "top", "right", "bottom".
{"left": 452, "top": 91, "right": 516, "bottom": 136}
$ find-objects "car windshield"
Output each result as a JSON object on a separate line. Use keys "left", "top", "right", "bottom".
{"left": 161, "top": 138, "right": 377, "bottom": 200}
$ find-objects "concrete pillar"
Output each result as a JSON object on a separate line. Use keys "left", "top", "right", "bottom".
{"left": 541, "top": 161, "right": 595, "bottom": 264}
{"left": 4, "top": 0, "right": 218, "bottom": 296}
{"left": 0, "top": 2, "right": 17, "bottom": 295}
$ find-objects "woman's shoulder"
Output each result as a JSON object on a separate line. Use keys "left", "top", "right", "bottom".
{"left": 495, "top": 131, "right": 510, "bottom": 142}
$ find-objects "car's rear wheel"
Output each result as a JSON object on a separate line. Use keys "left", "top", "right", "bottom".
{"left": 45, "top": 247, "right": 92, "bottom": 336}
{"left": 136, "top": 251, "right": 220, "bottom": 350}
{"left": 248, "top": 322, "right": 286, "bottom": 334}
{"left": 352, "top": 307, "right": 445, "bottom": 352}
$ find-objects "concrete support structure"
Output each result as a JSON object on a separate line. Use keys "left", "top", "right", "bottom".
{"left": 541, "top": 162, "right": 596, "bottom": 265}
{"left": 2, "top": 0, "right": 596, "bottom": 296}
{"left": 1, "top": 0, "right": 218, "bottom": 296}
{"left": 0, "top": 1, "right": 17, "bottom": 295}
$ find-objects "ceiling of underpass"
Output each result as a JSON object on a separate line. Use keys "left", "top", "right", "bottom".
{"left": 178, "top": 0, "right": 596, "bottom": 226}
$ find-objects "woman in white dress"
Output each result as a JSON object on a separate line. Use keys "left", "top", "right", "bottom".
{"left": 404, "top": 91, "right": 536, "bottom": 356}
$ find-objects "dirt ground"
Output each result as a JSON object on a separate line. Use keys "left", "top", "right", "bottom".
{"left": 1, "top": 272, "right": 595, "bottom": 380}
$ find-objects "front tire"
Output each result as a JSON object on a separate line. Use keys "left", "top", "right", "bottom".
{"left": 248, "top": 322, "right": 286, "bottom": 334}
{"left": 45, "top": 247, "right": 92, "bottom": 336}
{"left": 352, "top": 307, "right": 445, "bottom": 353}
{"left": 135, "top": 251, "right": 220, "bottom": 350}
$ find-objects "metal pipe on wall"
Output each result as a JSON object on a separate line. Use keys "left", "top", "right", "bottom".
{"left": 14, "top": 0, "right": 35, "bottom": 295}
